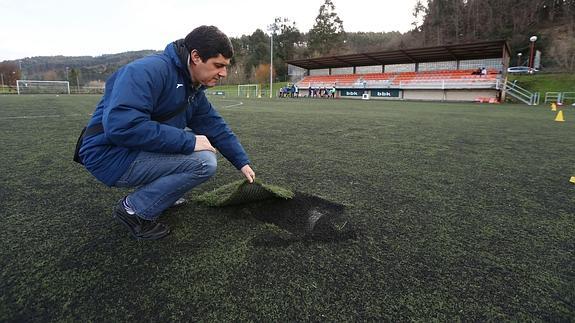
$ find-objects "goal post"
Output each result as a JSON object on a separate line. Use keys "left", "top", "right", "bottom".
{"left": 237, "top": 84, "right": 259, "bottom": 98}
{"left": 16, "top": 80, "right": 70, "bottom": 95}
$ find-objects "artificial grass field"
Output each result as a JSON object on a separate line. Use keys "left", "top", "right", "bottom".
{"left": 0, "top": 94, "right": 574, "bottom": 321}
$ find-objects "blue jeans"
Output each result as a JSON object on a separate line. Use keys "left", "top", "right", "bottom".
{"left": 114, "top": 151, "right": 217, "bottom": 220}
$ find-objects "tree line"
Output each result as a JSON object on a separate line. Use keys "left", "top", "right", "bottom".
{"left": 1, "top": 0, "right": 573, "bottom": 87}
{"left": 219, "top": 0, "right": 575, "bottom": 82}
{"left": 411, "top": 0, "right": 575, "bottom": 69}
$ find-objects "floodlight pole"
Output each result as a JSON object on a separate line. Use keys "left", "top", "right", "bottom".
{"left": 270, "top": 32, "right": 273, "bottom": 98}
{"left": 528, "top": 36, "right": 537, "bottom": 69}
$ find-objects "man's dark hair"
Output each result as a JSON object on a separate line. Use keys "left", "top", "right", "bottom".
{"left": 184, "top": 25, "right": 234, "bottom": 61}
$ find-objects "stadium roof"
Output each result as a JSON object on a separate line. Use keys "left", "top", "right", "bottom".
{"left": 287, "top": 40, "right": 511, "bottom": 70}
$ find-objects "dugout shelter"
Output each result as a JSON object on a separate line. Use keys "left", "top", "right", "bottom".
{"left": 287, "top": 40, "right": 511, "bottom": 102}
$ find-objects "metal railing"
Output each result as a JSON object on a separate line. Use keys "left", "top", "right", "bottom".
{"left": 504, "top": 81, "right": 540, "bottom": 105}
{"left": 544, "top": 92, "right": 561, "bottom": 103}
{"left": 397, "top": 78, "right": 500, "bottom": 89}
{"left": 560, "top": 92, "right": 575, "bottom": 104}
{"left": 543, "top": 92, "right": 575, "bottom": 105}
{"left": 297, "top": 78, "right": 501, "bottom": 90}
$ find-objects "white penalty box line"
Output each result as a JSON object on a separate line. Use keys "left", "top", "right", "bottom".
{"left": 0, "top": 113, "right": 86, "bottom": 120}
{"left": 220, "top": 100, "right": 244, "bottom": 108}
{"left": 0, "top": 100, "right": 243, "bottom": 120}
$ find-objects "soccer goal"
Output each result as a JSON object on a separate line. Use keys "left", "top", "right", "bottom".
{"left": 16, "top": 80, "right": 70, "bottom": 95}
{"left": 238, "top": 84, "right": 259, "bottom": 98}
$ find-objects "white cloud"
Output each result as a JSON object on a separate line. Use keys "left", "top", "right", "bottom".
{"left": 0, "top": 0, "right": 417, "bottom": 60}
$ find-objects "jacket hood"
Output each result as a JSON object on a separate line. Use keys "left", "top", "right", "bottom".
{"left": 165, "top": 40, "right": 206, "bottom": 93}
{"left": 166, "top": 39, "right": 191, "bottom": 83}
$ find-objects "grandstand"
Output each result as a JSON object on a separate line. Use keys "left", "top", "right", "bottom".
{"left": 288, "top": 40, "right": 510, "bottom": 102}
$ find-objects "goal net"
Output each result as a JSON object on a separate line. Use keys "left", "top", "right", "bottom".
{"left": 238, "top": 84, "right": 259, "bottom": 98}
{"left": 16, "top": 80, "right": 70, "bottom": 95}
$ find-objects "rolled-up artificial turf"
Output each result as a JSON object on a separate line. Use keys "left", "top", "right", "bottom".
{"left": 193, "top": 179, "right": 294, "bottom": 207}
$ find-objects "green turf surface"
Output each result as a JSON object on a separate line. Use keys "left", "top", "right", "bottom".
{"left": 0, "top": 94, "right": 574, "bottom": 321}
{"left": 193, "top": 179, "right": 294, "bottom": 207}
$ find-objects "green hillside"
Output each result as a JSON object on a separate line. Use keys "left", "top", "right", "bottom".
{"left": 508, "top": 73, "right": 575, "bottom": 95}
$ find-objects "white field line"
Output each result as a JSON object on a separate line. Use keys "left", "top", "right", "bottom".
{"left": 0, "top": 100, "right": 242, "bottom": 120}
{"left": 0, "top": 113, "right": 86, "bottom": 120}
{"left": 218, "top": 100, "right": 244, "bottom": 108}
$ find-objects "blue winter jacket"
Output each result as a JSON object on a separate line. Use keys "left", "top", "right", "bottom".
{"left": 79, "top": 42, "right": 250, "bottom": 186}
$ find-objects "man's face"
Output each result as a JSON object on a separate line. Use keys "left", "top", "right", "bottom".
{"left": 189, "top": 51, "right": 230, "bottom": 87}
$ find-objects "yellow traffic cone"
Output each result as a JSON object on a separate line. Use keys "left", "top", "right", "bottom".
{"left": 551, "top": 103, "right": 557, "bottom": 111}
{"left": 570, "top": 176, "right": 575, "bottom": 184}
{"left": 555, "top": 110, "right": 565, "bottom": 122}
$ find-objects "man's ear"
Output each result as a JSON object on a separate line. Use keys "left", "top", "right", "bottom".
{"left": 190, "top": 50, "right": 202, "bottom": 65}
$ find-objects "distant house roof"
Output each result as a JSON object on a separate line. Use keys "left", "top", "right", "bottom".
{"left": 287, "top": 40, "right": 511, "bottom": 70}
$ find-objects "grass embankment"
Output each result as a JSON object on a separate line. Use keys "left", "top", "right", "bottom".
{"left": 0, "top": 95, "right": 573, "bottom": 321}
{"left": 508, "top": 73, "right": 575, "bottom": 100}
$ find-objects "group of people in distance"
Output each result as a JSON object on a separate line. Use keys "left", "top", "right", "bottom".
{"left": 279, "top": 83, "right": 299, "bottom": 98}
{"left": 278, "top": 83, "right": 338, "bottom": 98}
{"left": 472, "top": 67, "right": 489, "bottom": 76}
{"left": 307, "top": 85, "right": 337, "bottom": 98}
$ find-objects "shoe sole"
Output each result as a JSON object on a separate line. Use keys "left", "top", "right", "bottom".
{"left": 113, "top": 213, "right": 170, "bottom": 240}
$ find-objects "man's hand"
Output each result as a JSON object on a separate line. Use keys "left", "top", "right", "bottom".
{"left": 194, "top": 135, "right": 216, "bottom": 153}
{"left": 241, "top": 165, "right": 256, "bottom": 183}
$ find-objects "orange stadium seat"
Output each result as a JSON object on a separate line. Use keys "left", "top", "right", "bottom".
{"left": 297, "top": 69, "right": 500, "bottom": 88}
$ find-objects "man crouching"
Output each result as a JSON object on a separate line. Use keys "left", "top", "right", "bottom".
{"left": 79, "top": 26, "right": 255, "bottom": 240}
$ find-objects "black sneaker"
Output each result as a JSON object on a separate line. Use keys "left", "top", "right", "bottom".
{"left": 112, "top": 200, "right": 170, "bottom": 240}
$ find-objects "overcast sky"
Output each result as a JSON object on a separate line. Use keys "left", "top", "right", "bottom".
{"left": 0, "top": 0, "right": 418, "bottom": 61}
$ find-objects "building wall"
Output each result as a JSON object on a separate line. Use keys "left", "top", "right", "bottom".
{"left": 331, "top": 67, "right": 354, "bottom": 75}
{"left": 403, "top": 90, "right": 445, "bottom": 100}
{"left": 288, "top": 64, "right": 307, "bottom": 82}
{"left": 459, "top": 58, "right": 503, "bottom": 71}
{"left": 309, "top": 69, "right": 330, "bottom": 76}
{"left": 396, "top": 89, "right": 498, "bottom": 101}
{"left": 352, "top": 88, "right": 481, "bottom": 100}
{"left": 356, "top": 65, "right": 383, "bottom": 74}
{"left": 445, "top": 89, "right": 498, "bottom": 101}
{"left": 301, "top": 88, "right": 498, "bottom": 101}
{"left": 419, "top": 61, "right": 458, "bottom": 71}
{"left": 384, "top": 63, "right": 416, "bottom": 73}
